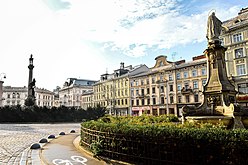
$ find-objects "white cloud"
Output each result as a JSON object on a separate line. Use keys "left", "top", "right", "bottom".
{"left": 0, "top": 0, "right": 244, "bottom": 90}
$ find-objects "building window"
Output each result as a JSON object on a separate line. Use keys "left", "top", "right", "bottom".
{"left": 169, "top": 85, "right": 173, "bottom": 91}
{"left": 147, "top": 88, "right": 150, "bottom": 94}
{"left": 236, "top": 64, "right": 246, "bottom": 76}
{"left": 152, "top": 87, "right": 155, "bottom": 94}
{"left": 235, "top": 48, "right": 244, "bottom": 58}
{"left": 193, "top": 81, "right": 198, "bottom": 89}
{"left": 153, "top": 98, "right": 156, "bottom": 105}
{"left": 169, "top": 74, "right": 173, "bottom": 81}
{"left": 131, "top": 89, "right": 134, "bottom": 96}
{"left": 176, "top": 73, "right": 181, "bottom": 79}
{"left": 141, "top": 80, "right": 144, "bottom": 85}
{"left": 160, "top": 75, "right": 163, "bottom": 82}
{"left": 141, "top": 99, "right": 145, "bottom": 105}
{"left": 178, "top": 96, "right": 182, "bottom": 103}
{"left": 238, "top": 83, "right": 248, "bottom": 94}
{"left": 147, "top": 98, "right": 150, "bottom": 105}
{"left": 201, "top": 68, "right": 207, "bottom": 75}
{"left": 170, "top": 96, "right": 174, "bottom": 104}
{"left": 184, "top": 82, "right": 189, "bottom": 89}
{"left": 233, "top": 33, "right": 242, "bottom": 43}
{"left": 136, "top": 99, "right": 139, "bottom": 106}
{"left": 160, "top": 86, "right": 164, "bottom": 93}
{"left": 131, "top": 100, "right": 134, "bottom": 106}
{"left": 152, "top": 77, "right": 155, "bottom": 83}
{"left": 136, "top": 89, "right": 139, "bottom": 95}
{"left": 7, "top": 94, "right": 10, "bottom": 98}
{"left": 141, "top": 89, "right": 145, "bottom": 96}
{"left": 12, "top": 93, "right": 16, "bottom": 98}
{"left": 194, "top": 94, "right": 199, "bottom": 102}
{"left": 161, "top": 97, "right": 164, "bottom": 104}
{"left": 192, "top": 70, "right": 197, "bottom": 77}
{"left": 136, "top": 80, "right": 139, "bottom": 86}
{"left": 183, "top": 72, "right": 188, "bottom": 78}
{"left": 186, "top": 95, "right": 190, "bottom": 103}
{"left": 146, "top": 79, "right": 149, "bottom": 84}
{"left": 131, "top": 82, "right": 134, "bottom": 87}
{"left": 177, "top": 84, "right": 181, "bottom": 91}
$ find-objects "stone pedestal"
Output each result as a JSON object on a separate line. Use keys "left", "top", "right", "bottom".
{"left": 182, "top": 41, "right": 243, "bottom": 128}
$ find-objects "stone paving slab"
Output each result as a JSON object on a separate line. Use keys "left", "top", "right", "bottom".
{"left": 40, "top": 133, "right": 106, "bottom": 165}
{"left": 0, "top": 123, "right": 81, "bottom": 165}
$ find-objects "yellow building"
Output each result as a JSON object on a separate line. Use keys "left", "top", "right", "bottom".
{"left": 93, "top": 63, "right": 149, "bottom": 115}
{"left": 221, "top": 7, "right": 248, "bottom": 107}
{"left": 81, "top": 91, "right": 93, "bottom": 110}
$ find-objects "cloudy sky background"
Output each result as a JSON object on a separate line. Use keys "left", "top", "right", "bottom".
{"left": 0, "top": 0, "right": 248, "bottom": 90}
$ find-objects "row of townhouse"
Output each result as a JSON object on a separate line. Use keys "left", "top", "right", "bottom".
{"left": 221, "top": 7, "right": 248, "bottom": 107}
{"left": 91, "top": 55, "right": 207, "bottom": 116}
{"left": 2, "top": 86, "right": 54, "bottom": 107}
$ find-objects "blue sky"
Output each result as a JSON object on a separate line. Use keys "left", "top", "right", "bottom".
{"left": 0, "top": 0, "right": 247, "bottom": 91}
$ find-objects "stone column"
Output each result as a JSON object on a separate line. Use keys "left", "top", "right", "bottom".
{"left": 0, "top": 81, "right": 3, "bottom": 107}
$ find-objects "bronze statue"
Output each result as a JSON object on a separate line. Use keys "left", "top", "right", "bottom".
{"left": 29, "top": 78, "right": 36, "bottom": 97}
{"left": 206, "top": 12, "right": 222, "bottom": 44}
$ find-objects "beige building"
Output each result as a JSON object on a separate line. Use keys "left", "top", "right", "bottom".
{"left": 221, "top": 7, "right": 248, "bottom": 107}
{"left": 2, "top": 86, "right": 54, "bottom": 107}
{"left": 81, "top": 91, "right": 93, "bottom": 110}
{"left": 93, "top": 63, "right": 149, "bottom": 115}
{"left": 59, "top": 78, "right": 96, "bottom": 108}
{"left": 130, "top": 55, "right": 207, "bottom": 116}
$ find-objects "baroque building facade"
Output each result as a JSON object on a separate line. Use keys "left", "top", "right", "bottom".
{"left": 2, "top": 86, "right": 54, "bottom": 107}
{"left": 93, "top": 63, "right": 149, "bottom": 115}
{"left": 59, "top": 78, "right": 97, "bottom": 108}
{"left": 221, "top": 7, "right": 248, "bottom": 107}
{"left": 81, "top": 91, "right": 93, "bottom": 110}
{"left": 130, "top": 55, "right": 207, "bottom": 116}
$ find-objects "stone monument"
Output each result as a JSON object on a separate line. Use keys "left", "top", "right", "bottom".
{"left": 182, "top": 12, "right": 244, "bottom": 128}
{"left": 25, "top": 55, "right": 36, "bottom": 106}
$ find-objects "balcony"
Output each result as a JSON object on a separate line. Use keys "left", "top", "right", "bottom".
{"left": 181, "top": 87, "right": 193, "bottom": 95}
{"left": 136, "top": 94, "right": 145, "bottom": 98}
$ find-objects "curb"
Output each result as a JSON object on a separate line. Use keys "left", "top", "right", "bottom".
{"left": 73, "top": 136, "right": 133, "bottom": 165}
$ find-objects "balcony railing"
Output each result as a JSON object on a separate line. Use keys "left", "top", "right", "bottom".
{"left": 181, "top": 87, "right": 193, "bottom": 95}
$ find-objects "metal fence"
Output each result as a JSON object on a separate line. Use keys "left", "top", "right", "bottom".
{"left": 81, "top": 127, "right": 248, "bottom": 165}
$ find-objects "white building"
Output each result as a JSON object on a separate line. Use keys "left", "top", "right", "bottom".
{"left": 59, "top": 78, "right": 97, "bottom": 108}
{"left": 2, "top": 86, "right": 54, "bottom": 107}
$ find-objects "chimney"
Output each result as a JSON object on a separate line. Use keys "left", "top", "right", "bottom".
{"left": 120, "top": 62, "right": 124, "bottom": 69}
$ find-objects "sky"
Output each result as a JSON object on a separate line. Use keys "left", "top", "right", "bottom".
{"left": 0, "top": 0, "right": 248, "bottom": 91}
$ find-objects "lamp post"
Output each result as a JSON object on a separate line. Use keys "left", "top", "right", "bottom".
{"left": 0, "top": 73, "right": 6, "bottom": 107}
{"left": 165, "top": 79, "right": 169, "bottom": 115}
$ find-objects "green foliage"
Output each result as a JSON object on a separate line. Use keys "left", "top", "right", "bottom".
{"left": 0, "top": 105, "right": 106, "bottom": 122}
{"left": 24, "top": 97, "right": 35, "bottom": 106}
{"left": 81, "top": 115, "right": 248, "bottom": 164}
{"left": 90, "top": 138, "right": 103, "bottom": 156}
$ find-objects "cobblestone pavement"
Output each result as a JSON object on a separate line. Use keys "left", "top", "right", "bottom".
{"left": 0, "top": 123, "right": 81, "bottom": 164}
